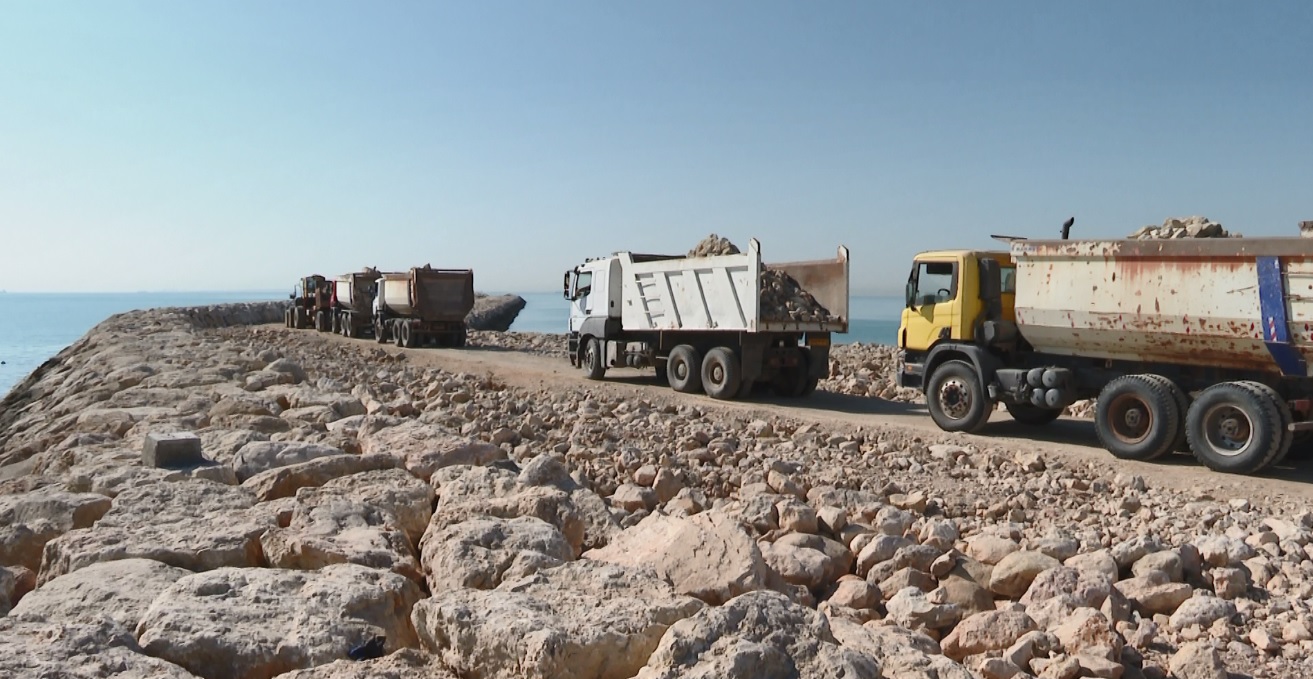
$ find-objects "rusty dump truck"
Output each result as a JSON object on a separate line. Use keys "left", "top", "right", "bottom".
{"left": 373, "top": 266, "right": 475, "bottom": 348}
{"left": 897, "top": 228, "right": 1313, "bottom": 475}
{"left": 332, "top": 269, "right": 382, "bottom": 338}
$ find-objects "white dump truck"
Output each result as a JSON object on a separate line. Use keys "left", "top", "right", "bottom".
{"left": 563, "top": 238, "right": 849, "bottom": 400}
{"left": 897, "top": 229, "right": 1313, "bottom": 475}
{"left": 373, "top": 266, "right": 475, "bottom": 348}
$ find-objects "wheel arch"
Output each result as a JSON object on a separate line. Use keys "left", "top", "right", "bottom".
{"left": 924, "top": 343, "right": 1000, "bottom": 393}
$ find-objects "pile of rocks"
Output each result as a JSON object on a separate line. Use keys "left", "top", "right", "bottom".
{"left": 760, "top": 269, "right": 837, "bottom": 324}
{"left": 686, "top": 233, "right": 839, "bottom": 324}
{"left": 5, "top": 302, "right": 1313, "bottom": 677}
{"left": 687, "top": 234, "right": 740, "bottom": 258}
{"left": 1129, "top": 216, "right": 1237, "bottom": 240}
{"left": 466, "top": 294, "right": 527, "bottom": 332}
{"left": 820, "top": 343, "right": 922, "bottom": 402}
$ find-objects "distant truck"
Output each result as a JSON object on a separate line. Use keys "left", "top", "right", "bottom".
{"left": 562, "top": 238, "right": 849, "bottom": 400}
{"left": 332, "top": 269, "right": 382, "bottom": 338}
{"left": 897, "top": 226, "right": 1313, "bottom": 475}
{"left": 285, "top": 275, "right": 334, "bottom": 331}
{"left": 373, "top": 266, "right": 475, "bottom": 348}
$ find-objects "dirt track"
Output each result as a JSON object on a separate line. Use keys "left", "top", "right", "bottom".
{"left": 289, "top": 325, "right": 1313, "bottom": 508}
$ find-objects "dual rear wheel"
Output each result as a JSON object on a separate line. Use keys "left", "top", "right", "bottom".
{"left": 1095, "top": 375, "right": 1291, "bottom": 474}
{"left": 664, "top": 344, "right": 748, "bottom": 400}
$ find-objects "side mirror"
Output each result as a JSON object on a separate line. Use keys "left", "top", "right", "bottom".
{"left": 562, "top": 272, "right": 572, "bottom": 300}
{"left": 905, "top": 281, "right": 916, "bottom": 309}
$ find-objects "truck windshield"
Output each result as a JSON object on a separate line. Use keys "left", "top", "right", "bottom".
{"left": 575, "top": 272, "right": 592, "bottom": 299}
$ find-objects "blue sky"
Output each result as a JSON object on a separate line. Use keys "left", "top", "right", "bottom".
{"left": 2, "top": 1, "right": 1310, "bottom": 294}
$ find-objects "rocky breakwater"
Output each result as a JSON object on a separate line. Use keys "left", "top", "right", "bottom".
{"left": 2, "top": 302, "right": 1313, "bottom": 677}
{"left": 467, "top": 293, "right": 527, "bottom": 332}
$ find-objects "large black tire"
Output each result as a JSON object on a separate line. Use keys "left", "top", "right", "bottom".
{"left": 1094, "top": 375, "right": 1180, "bottom": 461}
{"left": 375, "top": 321, "right": 387, "bottom": 343}
{"left": 701, "top": 346, "right": 742, "bottom": 400}
{"left": 1006, "top": 402, "right": 1062, "bottom": 426}
{"left": 1141, "top": 374, "right": 1191, "bottom": 453}
{"left": 667, "top": 345, "right": 702, "bottom": 394}
{"left": 396, "top": 323, "right": 408, "bottom": 348}
{"left": 1238, "top": 381, "right": 1294, "bottom": 467}
{"left": 1186, "top": 381, "right": 1287, "bottom": 474}
{"left": 925, "top": 360, "right": 991, "bottom": 433}
{"left": 582, "top": 337, "right": 607, "bottom": 380}
{"left": 314, "top": 310, "right": 327, "bottom": 332}
{"left": 284, "top": 309, "right": 293, "bottom": 328}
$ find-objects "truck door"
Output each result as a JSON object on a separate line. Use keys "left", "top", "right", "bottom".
{"left": 901, "top": 259, "right": 961, "bottom": 351}
{"left": 568, "top": 263, "right": 610, "bottom": 333}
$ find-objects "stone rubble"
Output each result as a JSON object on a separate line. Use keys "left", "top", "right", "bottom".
{"left": 687, "top": 233, "right": 841, "bottom": 325}
{"left": 1128, "top": 216, "right": 1238, "bottom": 240}
{"left": 2, "top": 301, "right": 1313, "bottom": 677}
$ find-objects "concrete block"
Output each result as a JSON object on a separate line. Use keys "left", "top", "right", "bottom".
{"left": 143, "top": 432, "right": 204, "bottom": 468}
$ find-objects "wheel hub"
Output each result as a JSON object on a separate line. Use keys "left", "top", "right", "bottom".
{"left": 1203, "top": 405, "right": 1253, "bottom": 457}
{"left": 938, "top": 379, "right": 971, "bottom": 419}
{"left": 1107, "top": 394, "right": 1152, "bottom": 444}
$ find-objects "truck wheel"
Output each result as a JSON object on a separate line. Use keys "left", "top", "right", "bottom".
{"left": 1186, "top": 382, "right": 1287, "bottom": 474}
{"left": 1236, "top": 381, "right": 1293, "bottom": 468}
{"left": 375, "top": 321, "right": 387, "bottom": 343}
{"left": 1142, "top": 375, "right": 1191, "bottom": 452}
{"left": 1095, "top": 375, "right": 1179, "bottom": 461}
{"left": 455, "top": 327, "right": 468, "bottom": 348}
{"left": 582, "top": 338, "right": 607, "bottom": 380}
{"left": 1005, "top": 402, "right": 1062, "bottom": 425}
{"left": 701, "top": 347, "right": 741, "bottom": 400}
{"left": 667, "top": 345, "right": 702, "bottom": 394}
{"left": 284, "top": 309, "right": 292, "bottom": 328}
{"left": 397, "top": 323, "right": 411, "bottom": 348}
{"left": 926, "top": 360, "right": 991, "bottom": 433}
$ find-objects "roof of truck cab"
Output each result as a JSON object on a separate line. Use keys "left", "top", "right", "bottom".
{"left": 913, "top": 249, "right": 1010, "bottom": 260}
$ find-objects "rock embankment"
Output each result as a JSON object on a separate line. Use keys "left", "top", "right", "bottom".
{"left": 2, "top": 302, "right": 1311, "bottom": 677}
{"left": 467, "top": 294, "right": 527, "bottom": 332}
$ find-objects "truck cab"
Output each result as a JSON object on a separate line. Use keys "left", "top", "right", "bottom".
{"left": 897, "top": 250, "right": 1017, "bottom": 389}
{"left": 563, "top": 256, "right": 622, "bottom": 339}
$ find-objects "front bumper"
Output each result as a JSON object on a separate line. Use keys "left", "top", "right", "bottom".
{"left": 896, "top": 357, "right": 924, "bottom": 390}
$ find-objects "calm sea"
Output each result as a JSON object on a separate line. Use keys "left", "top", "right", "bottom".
{"left": 0, "top": 291, "right": 902, "bottom": 393}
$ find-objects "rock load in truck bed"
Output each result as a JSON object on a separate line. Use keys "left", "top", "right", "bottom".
{"left": 687, "top": 234, "right": 839, "bottom": 324}
{"left": 1128, "top": 215, "right": 1238, "bottom": 239}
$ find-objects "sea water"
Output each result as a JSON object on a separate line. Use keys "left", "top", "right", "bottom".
{"left": 0, "top": 291, "right": 903, "bottom": 393}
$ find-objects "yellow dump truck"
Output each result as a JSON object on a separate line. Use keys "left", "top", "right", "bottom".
{"left": 897, "top": 232, "right": 1313, "bottom": 475}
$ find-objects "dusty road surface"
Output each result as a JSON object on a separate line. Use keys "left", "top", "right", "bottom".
{"left": 292, "top": 324, "right": 1313, "bottom": 507}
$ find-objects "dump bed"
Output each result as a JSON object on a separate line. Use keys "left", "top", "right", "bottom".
{"left": 1010, "top": 238, "right": 1313, "bottom": 376}
{"left": 618, "top": 238, "right": 849, "bottom": 333}
{"left": 379, "top": 267, "right": 475, "bottom": 321}
{"left": 335, "top": 271, "right": 380, "bottom": 313}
